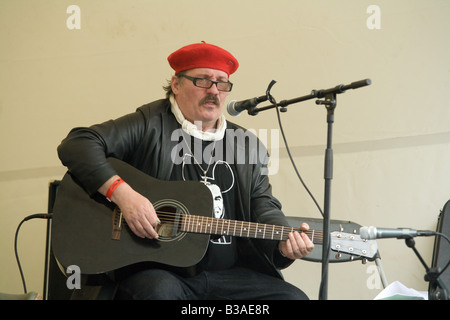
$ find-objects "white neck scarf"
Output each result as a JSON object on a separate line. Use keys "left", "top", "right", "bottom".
{"left": 170, "top": 95, "right": 227, "bottom": 141}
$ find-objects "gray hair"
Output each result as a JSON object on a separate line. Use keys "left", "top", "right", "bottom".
{"left": 162, "top": 71, "right": 187, "bottom": 99}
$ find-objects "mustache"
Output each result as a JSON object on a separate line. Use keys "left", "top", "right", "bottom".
{"left": 199, "top": 95, "right": 220, "bottom": 107}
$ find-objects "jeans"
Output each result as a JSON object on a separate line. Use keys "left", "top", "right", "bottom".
{"left": 116, "top": 267, "right": 308, "bottom": 300}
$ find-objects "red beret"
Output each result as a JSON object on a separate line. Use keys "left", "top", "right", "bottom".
{"left": 168, "top": 41, "right": 239, "bottom": 76}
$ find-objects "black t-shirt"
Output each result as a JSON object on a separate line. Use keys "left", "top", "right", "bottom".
{"left": 170, "top": 133, "right": 238, "bottom": 271}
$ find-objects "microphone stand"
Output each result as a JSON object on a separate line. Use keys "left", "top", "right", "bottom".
{"left": 404, "top": 237, "right": 449, "bottom": 300}
{"left": 252, "top": 79, "right": 371, "bottom": 300}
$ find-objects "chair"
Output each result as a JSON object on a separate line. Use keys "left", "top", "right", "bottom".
{"left": 428, "top": 199, "right": 450, "bottom": 300}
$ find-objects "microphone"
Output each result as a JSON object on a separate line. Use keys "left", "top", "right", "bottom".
{"left": 359, "top": 226, "right": 435, "bottom": 240}
{"left": 227, "top": 95, "right": 268, "bottom": 116}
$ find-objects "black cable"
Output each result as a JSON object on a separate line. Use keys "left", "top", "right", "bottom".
{"left": 270, "top": 92, "right": 328, "bottom": 299}
{"left": 14, "top": 214, "right": 52, "bottom": 293}
{"left": 272, "top": 96, "right": 324, "bottom": 217}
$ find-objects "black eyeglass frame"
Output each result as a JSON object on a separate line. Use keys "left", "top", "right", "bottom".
{"left": 178, "top": 74, "right": 233, "bottom": 92}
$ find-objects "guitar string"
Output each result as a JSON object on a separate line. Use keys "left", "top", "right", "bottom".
{"left": 154, "top": 210, "right": 325, "bottom": 236}
{"left": 151, "top": 210, "right": 324, "bottom": 242}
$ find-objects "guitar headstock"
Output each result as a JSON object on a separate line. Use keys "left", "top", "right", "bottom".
{"left": 330, "top": 231, "right": 378, "bottom": 260}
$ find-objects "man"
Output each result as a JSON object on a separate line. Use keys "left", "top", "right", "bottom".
{"left": 58, "top": 42, "right": 314, "bottom": 300}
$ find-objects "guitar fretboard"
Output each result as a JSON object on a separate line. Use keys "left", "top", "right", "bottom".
{"left": 180, "top": 214, "right": 323, "bottom": 244}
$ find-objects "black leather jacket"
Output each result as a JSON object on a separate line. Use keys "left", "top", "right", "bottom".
{"left": 58, "top": 98, "right": 293, "bottom": 278}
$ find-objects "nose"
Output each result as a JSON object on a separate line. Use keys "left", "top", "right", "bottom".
{"left": 206, "top": 83, "right": 220, "bottom": 95}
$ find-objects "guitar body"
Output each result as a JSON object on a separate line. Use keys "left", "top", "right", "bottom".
{"left": 51, "top": 158, "right": 213, "bottom": 275}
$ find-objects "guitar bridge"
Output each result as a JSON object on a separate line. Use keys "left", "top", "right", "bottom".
{"left": 112, "top": 206, "right": 123, "bottom": 240}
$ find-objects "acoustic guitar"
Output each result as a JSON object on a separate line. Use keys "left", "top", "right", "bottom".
{"left": 51, "top": 158, "right": 378, "bottom": 275}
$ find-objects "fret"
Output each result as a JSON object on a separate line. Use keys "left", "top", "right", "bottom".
{"left": 199, "top": 216, "right": 203, "bottom": 233}
{"left": 188, "top": 215, "right": 193, "bottom": 233}
{"left": 204, "top": 216, "right": 209, "bottom": 233}
{"left": 214, "top": 216, "right": 219, "bottom": 235}
{"left": 221, "top": 219, "right": 226, "bottom": 235}
{"left": 203, "top": 216, "right": 209, "bottom": 233}
{"left": 257, "top": 223, "right": 262, "bottom": 238}
{"left": 217, "top": 219, "right": 222, "bottom": 235}
{"left": 207, "top": 217, "right": 212, "bottom": 233}
{"left": 202, "top": 216, "right": 206, "bottom": 233}
{"left": 195, "top": 215, "right": 201, "bottom": 233}
{"left": 192, "top": 215, "right": 196, "bottom": 232}
{"left": 201, "top": 216, "right": 206, "bottom": 233}
{"left": 205, "top": 216, "right": 211, "bottom": 233}
{"left": 183, "top": 214, "right": 190, "bottom": 232}
{"left": 217, "top": 220, "right": 223, "bottom": 234}
{"left": 271, "top": 225, "right": 276, "bottom": 240}
{"left": 192, "top": 215, "right": 197, "bottom": 233}
{"left": 222, "top": 220, "right": 227, "bottom": 235}
{"left": 190, "top": 215, "right": 194, "bottom": 232}
{"left": 181, "top": 214, "right": 186, "bottom": 232}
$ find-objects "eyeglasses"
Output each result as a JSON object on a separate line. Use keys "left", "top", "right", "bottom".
{"left": 179, "top": 74, "right": 233, "bottom": 92}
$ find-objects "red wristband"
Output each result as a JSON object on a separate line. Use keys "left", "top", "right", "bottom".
{"left": 106, "top": 178, "right": 125, "bottom": 201}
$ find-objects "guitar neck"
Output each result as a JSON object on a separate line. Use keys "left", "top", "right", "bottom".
{"left": 180, "top": 214, "right": 323, "bottom": 245}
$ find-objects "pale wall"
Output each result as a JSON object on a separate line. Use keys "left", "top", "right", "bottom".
{"left": 1, "top": 0, "right": 449, "bottom": 300}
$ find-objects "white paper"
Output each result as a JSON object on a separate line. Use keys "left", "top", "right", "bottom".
{"left": 374, "top": 281, "right": 428, "bottom": 300}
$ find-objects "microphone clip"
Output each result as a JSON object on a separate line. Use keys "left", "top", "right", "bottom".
{"left": 246, "top": 80, "right": 278, "bottom": 116}
{"left": 265, "top": 80, "right": 277, "bottom": 105}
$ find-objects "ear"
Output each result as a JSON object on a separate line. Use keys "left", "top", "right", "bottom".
{"left": 171, "top": 75, "right": 180, "bottom": 94}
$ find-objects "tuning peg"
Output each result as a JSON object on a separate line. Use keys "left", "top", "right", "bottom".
{"left": 362, "top": 258, "right": 367, "bottom": 264}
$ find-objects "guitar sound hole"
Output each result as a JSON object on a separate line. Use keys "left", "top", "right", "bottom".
{"left": 154, "top": 201, "right": 187, "bottom": 242}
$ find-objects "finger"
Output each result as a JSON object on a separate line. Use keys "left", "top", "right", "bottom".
{"left": 128, "top": 220, "right": 146, "bottom": 239}
{"left": 298, "top": 223, "right": 314, "bottom": 252}
{"left": 288, "top": 231, "right": 304, "bottom": 258}
{"left": 126, "top": 207, "right": 159, "bottom": 239}
{"left": 292, "top": 231, "right": 313, "bottom": 258}
{"left": 147, "top": 201, "right": 161, "bottom": 226}
{"left": 141, "top": 203, "right": 160, "bottom": 239}
{"left": 282, "top": 235, "right": 296, "bottom": 260}
{"left": 300, "top": 232, "right": 314, "bottom": 253}
{"left": 140, "top": 218, "right": 159, "bottom": 239}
